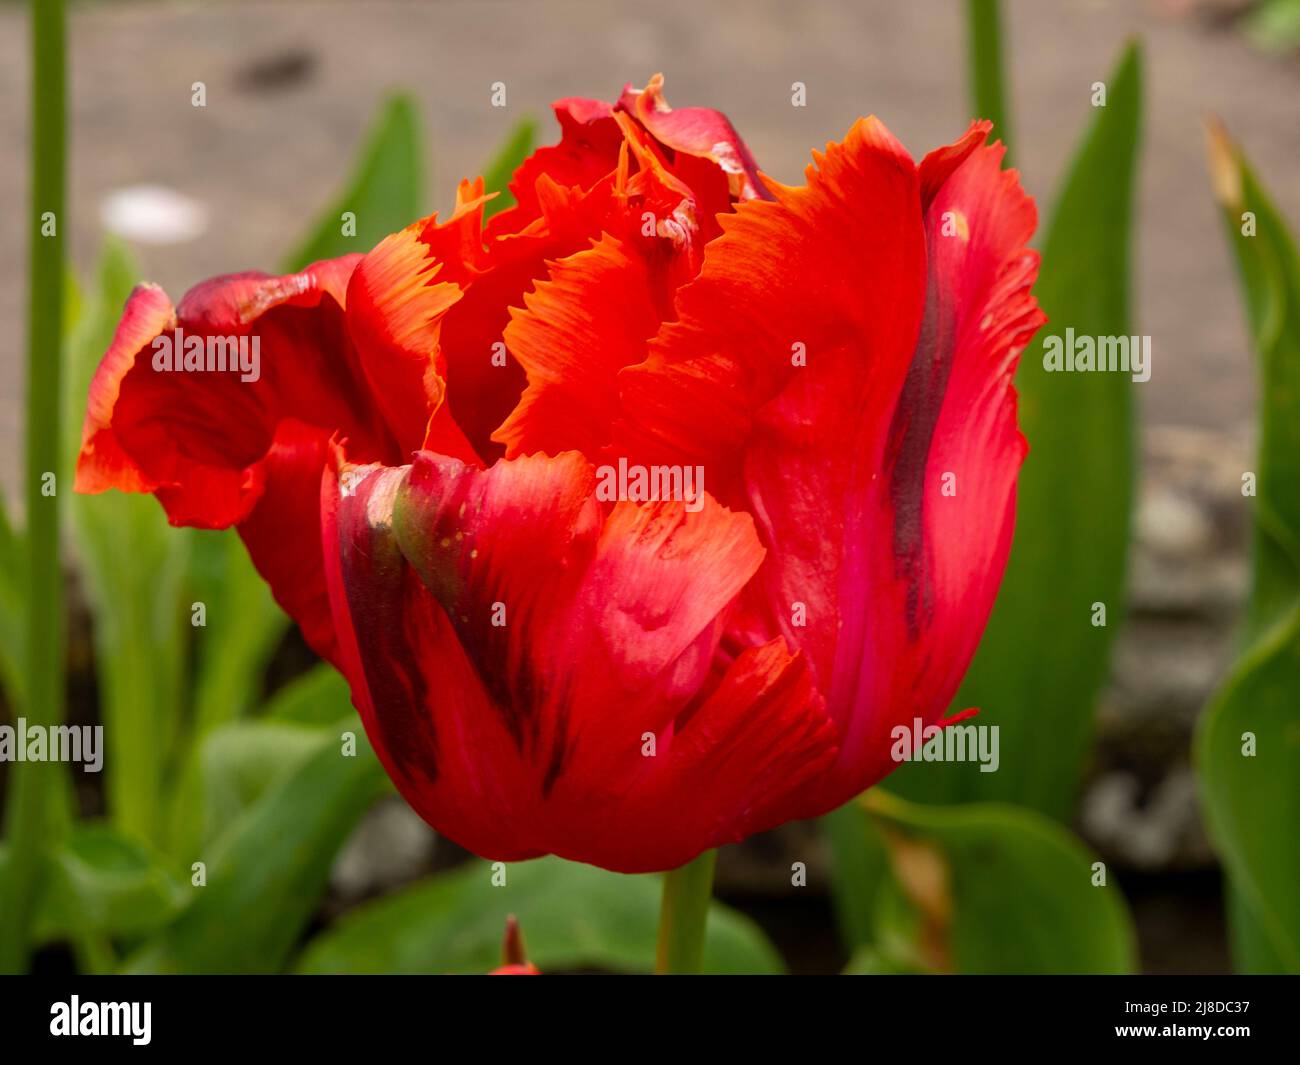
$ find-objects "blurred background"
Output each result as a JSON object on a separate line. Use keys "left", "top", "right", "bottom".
{"left": 1, "top": 0, "right": 1298, "bottom": 974}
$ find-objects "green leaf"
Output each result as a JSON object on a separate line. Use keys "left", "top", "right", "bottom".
{"left": 166, "top": 717, "right": 338, "bottom": 860}
{"left": 1204, "top": 125, "right": 1300, "bottom": 639}
{"left": 187, "top": 527, "right": 288, "bottom": 735}
{"left": 866, "top": 791, "right": 1137, "bottom": 974}
{"left": 39, "top": 824, "right": 185, "bottom": 940}
{"left": 294, "top": 855, "right": 784, "bottom": 975}
{"left": 1200, "top": 621, "right": 1300, "bottom": 972}
{"left": 165, "top": 667, "right": 351, "bottom": 859}
{"left": 890, "top": 42, "right": 1144, "bottom": 817}
{"left": 65, "top": 240, "right": 190, "bottom": 846}
{"left": 0, "top": 257, "right": 37, "bottom": 687}
{"left": 0, "top": 824, "right": 184, "bottom": 942}
{"left": 480, "top": 117, "right": 537, "bottom": 220}
{"left": 125, "top": 722, "right": 385, "bottom": 973}
{"left": 1242, "top": 0, "right": 1300, "bottom": 54}
{"left": 842, "top": 945, "right": 931, "bottom": 975}
{"left": 263, "top": 662, "right": 355, "bottom": 727}
{"left": 1196, "top": 122, "right": 1300, "bottom": 973}
{"left": 0, "top": 487, "right": 24, "bottom": 707}
{"left": 282, "top": 93, "right": 425, "bottom": 272}
{"left": 821, "top": 800, "right": 889, "bottom": 952}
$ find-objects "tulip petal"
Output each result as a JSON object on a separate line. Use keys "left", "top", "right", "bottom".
{"left": 616, "top": 115, "right": 928, "bottom": 489}
{"left": 77, "top": 282, "right": 177, "bottom": 495}
{"left": 436, "top": 181, "right": 619, "bottom": 461}
{"left": 450, "top": 84, "right": 753, "bottom": 464}
{"left": 344, "top": 199, "right": 480, "bottom": 462}
{"left": 486, "top": 97, "right": 624, "bottom": 238}
{"left": 747, "top": 129, "right": 1044, "bottom": 813}
{"left": 388, "top": 453, "right": 764, "bottom": 757}
{"left": 493, "top": 234, "right": 661, "bottom": 459}
{"left": 74, "top": 257, "right": 402, "bottom": 665}
{"left": 563, "top": 637, "right": 837, "bottom": 867}
{"left": 918, "top": 119, "right": 994, "bottom": 209}
{"left": 236, "top": 419, "right": 338, "bottom": 657}
{"left": 490, "top": 123, "right": 747, "bottom": 465}
{"left": 618, "top": 74, "right": 770, "bottom": 202}
{"left": 323, "top": 448, "right": 836, "bottom": 871}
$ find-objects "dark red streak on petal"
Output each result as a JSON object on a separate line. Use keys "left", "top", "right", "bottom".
{"left": 886, "top": 253, "right": 956, "bottom": 641}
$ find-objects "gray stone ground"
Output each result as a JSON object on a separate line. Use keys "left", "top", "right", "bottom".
{"left": 1, "top": 0, "right": 1298, "bottom": 971}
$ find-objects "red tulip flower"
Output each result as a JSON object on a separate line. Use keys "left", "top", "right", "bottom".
{"left": 77, "top": 76, "right": 1043, "bottom": 873}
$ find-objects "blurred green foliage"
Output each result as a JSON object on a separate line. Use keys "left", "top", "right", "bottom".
{"left": 1196, "top": 122, "right": 1300, "bottom": 974}
{"left": 296, "top": 855, "right": 783, "bottom": 975}
{"left": 861, "top": 792, "right": 1136, "bottom": 974}
{"left": 1242, "top": 0, "right": 1300, "bottom": 53}
{"left": 282, "top": 93, "right": 426, "bottom": 272}
{"left": 481, "top": 116, "right": 537, "bottom": 220}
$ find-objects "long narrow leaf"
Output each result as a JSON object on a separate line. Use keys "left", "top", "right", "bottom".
{"left": 126, "top": 723, "right": 385, "bottom": 974}
{"left": 281, "top": 94, "right": 425, "bottom": 271}
{"left": 480, "top": 117, "right": 537, "bottom": 220}
{"left": 187, "top": 528, "right": 287, "bottom": 736}
{"left": 1196, "top": 121, "right": 1300, "bottom": 973}
{"left": 966, "top": 0, "right": 1013, "bottom": 158}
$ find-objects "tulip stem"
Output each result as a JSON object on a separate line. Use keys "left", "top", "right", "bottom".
{"left": 0, "top": 0, "right": 67, "bottom": 974}
{"left": 655, "top": 849, "right": 716, "bottom": 974}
